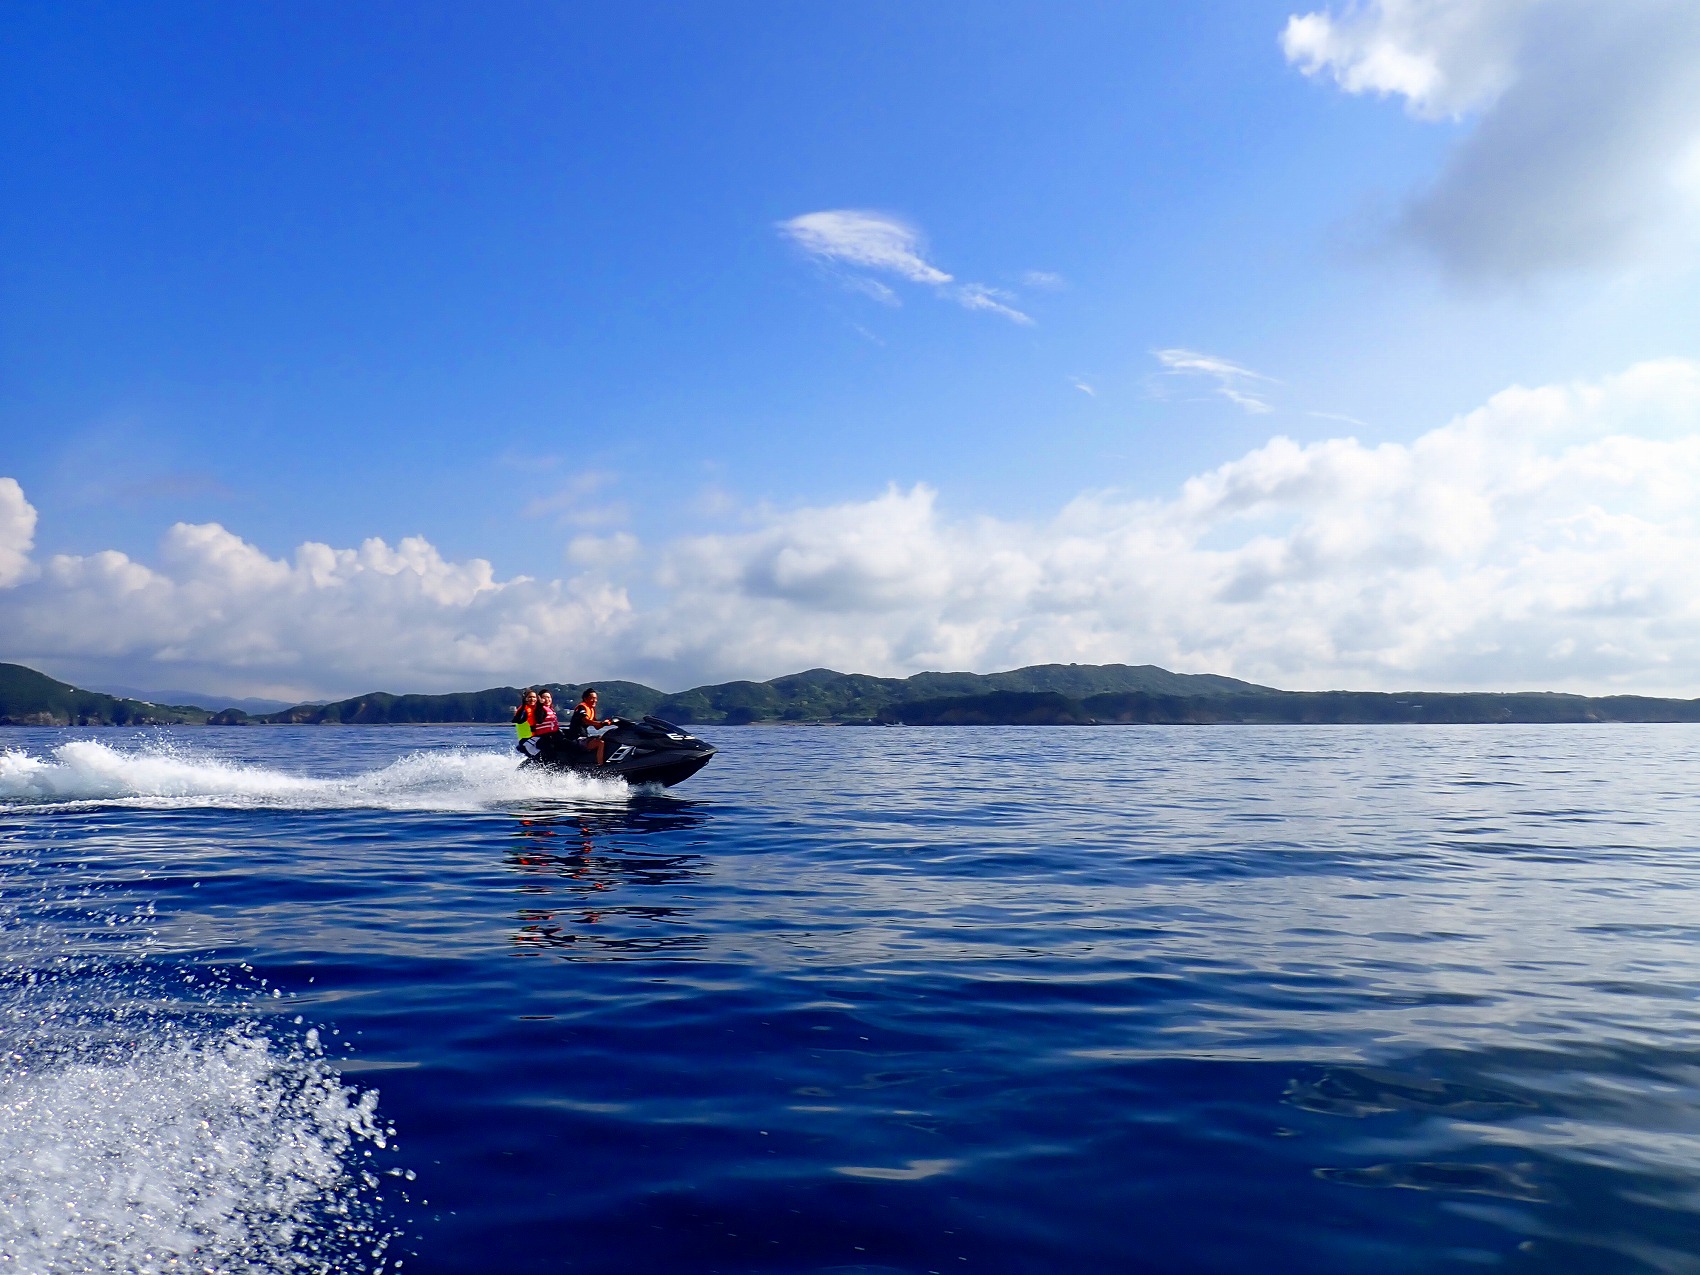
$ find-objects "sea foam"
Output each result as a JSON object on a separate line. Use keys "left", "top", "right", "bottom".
{"left": 0, "top": 896, "right": 400, "bottom": 1274}
{"left": 0, "top": 738, "right": 630, "bottom": 811}
{"left": 0, "top": 1027, "right": 395, "bottom": 1275}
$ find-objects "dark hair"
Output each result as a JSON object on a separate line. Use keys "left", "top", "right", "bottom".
{"left": 581, "top": 686, "right": 596, "bottom": 698}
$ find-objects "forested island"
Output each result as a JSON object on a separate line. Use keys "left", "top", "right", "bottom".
{"left": 3, "top": 660, "right": 1699, "bottom": 727}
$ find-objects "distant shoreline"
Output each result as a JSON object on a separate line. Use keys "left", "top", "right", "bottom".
{"left": 4, "top": 660, "right": 1697, "bottom": 728}
{"left": 11, "top": 719, "right": 1700, "bottom": 729}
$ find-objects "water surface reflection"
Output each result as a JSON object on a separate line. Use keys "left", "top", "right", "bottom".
{"left": 506, "top": 802, "right": 711, "bottom": 957}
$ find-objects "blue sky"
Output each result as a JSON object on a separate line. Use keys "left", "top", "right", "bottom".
{"left": 3, "top": 1, "right": 1700, "bottom": 699}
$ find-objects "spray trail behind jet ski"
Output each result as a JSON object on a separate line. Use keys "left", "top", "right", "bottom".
{"left": 0, "top": 738, "right": 630, "bottom": 811}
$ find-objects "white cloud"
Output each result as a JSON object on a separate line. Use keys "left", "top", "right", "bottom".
{"left": 1154, "top": 348, "right": 1276, "bottom": 414}
{"left": 778, "top": 209, "right": 1034, "bottom": 324}
{"left": 0, "top": 518, "right": 633, "bottom": 701}
{"left": 1281, "top": 0, "right": 1537, "bottom": 119}
{"left": 1219, "top": 389, "right": 1274, "bottom": 415}
{"left": 639, "top": 359, "right": 1700, "bottom": 693}
{"left": 1283, "top": 0, "right": 1700, "bottom": 278}
{"left": 521, "top": 470, "right": 622, "bottom": 526}
{"left": 954, "top": 283, "right": 1033, "bottom": 326}
{"left": 566, "top": 532, "right": 640, "bottom": 568}
{"left": 779, "top": 210, "right": 953, "bottom": 286}
{"left": 1154, "top": 349, "right": 1269, "bottom": 381}
{"left": 0, "top": 478, "right": 37, "bottom": 588}
{"left": 1022, "top": 270, "right": 1067, "bottom": 290}
{"left": 847, "top": 277, "right": 901, "bottom": 306}
{"left": 5, "top": 360, "right": 1700, "bottom": 697}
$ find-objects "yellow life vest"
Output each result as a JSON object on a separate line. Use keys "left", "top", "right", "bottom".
{"left": 515, "top": 713, "right": 534, "bottom": 740}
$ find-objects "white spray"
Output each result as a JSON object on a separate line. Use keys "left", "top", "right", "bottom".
{"left": 0, "top": 883, "right": 404, "bottom": 1272}
{"left": 0, "top": 738, "right": 632, "bottom": 811}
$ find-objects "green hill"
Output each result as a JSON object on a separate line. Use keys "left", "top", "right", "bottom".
{"left": 638, "top": 663, "right": 1272, "bottom": 725}
{"left": 5, "top": 658, "right": 1697, "bottom": 727}
{"left": 887, "top": 688, "right": 1700, "bottom": 725}
{"left": 243, "top": 663, "right": 1265, "bottom": 725}
{"left": 0, "top": 663, "right": 212, "bottom": 725}
{"left": 261, "top": 680, "right": 666, "bottom": 725}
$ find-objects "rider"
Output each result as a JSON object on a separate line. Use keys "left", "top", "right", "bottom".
{"left": 512, "top": 689, "right": 538, "bottom": 739}
{"left": 566, "top": 687, "right": 610, "bottom": 765}
{"left": 533, "top": 689, "right": 560, "bottom": 737}
{"left": 512, "top": 688, "right": 540, "bottom": 756}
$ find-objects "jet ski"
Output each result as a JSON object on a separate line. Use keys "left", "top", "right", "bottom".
{"left": 518, "top": 716, "right": 715, "bottom": 787}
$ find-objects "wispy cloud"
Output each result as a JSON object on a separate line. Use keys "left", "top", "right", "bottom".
{"left": 1308, "top": 409, "right": 1368, "bottom": 428}
{"left": 778, "top": 209, "right": 1034, "bottom": 325}
{"left": 1069, "top": 377, "right": 1097, "bottom": 396}
{"left": 109, "top": 471, "right": 237, "bottom": 506}
{"left": 1154, "top": 349, "right": 1269, "bottom": 382}
{"left": 779, "top": 210, "right": 952, "bottom": 285}
{"left": 1220, "top": 389, "right": 1274, "bottom": 415}
{"left": 1022, "top": 270, "right": 1067, "bottom": 290}
{"left": 566, "top": 532, "right": 640, "bottom": 568}
{"left": 1153, "top": 348, "right": 1278, "bottom": 414}
{"left": 955, "top": 283, "right": 1033, "bottom": 325}
{"left": 522, "top": 470, "right": 625, "bottom": 526}
{"left": 847, "top": 277, "right": 901, "bottom": 306}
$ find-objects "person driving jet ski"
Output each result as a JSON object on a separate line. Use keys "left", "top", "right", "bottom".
{"left": 565, "top": 687, "right": 612, "bottom": 765}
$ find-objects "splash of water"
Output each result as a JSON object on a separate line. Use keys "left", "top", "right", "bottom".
{"left": 0, "top": 1027, "right": 394, "bottom": 1275}
{"left": 0, "top": 738, "right": 630, "bottom": 811}
{"left": 0, "top": 890, "right": 403, "bottom": 1275}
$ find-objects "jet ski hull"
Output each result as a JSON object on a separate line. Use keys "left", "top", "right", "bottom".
{"left": 518, "top": 716, "right": 715, "bottom": 788}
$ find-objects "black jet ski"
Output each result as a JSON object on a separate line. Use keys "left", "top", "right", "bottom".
{"left": 518, "top": 717, "right": 715, "bottom": 787}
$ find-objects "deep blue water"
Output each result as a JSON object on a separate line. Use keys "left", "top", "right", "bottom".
{"left": 5, "top": 724, "right": 1700, "bottom": 1273}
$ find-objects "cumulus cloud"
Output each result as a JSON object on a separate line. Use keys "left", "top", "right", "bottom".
{"left": 1282, "top": 0, "right": 1700, "bottom": 278}
{"left": 4, "top": 360, "right": 1700, "bottom": 697}
{"left": 0, "top": 478, "right": 37, "bottom": 588}
{"left": 1282, "top": 0, "right": 1537, "bottom": 119}
{"left": 778, "top": 209, "right": 1033, "bottom": 324}
{"left": 0, "top": 518, "right": 634, "bottom": 701}
{"left": 1154, "top": 348, "right": 1276, "bottom": 414}
{"left": 640, "top": 359, "right": 1700, "bottom": 693}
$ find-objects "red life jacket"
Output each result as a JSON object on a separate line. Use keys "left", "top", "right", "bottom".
{"left": 533, "top": 703, "right": 559, "bottom": 734}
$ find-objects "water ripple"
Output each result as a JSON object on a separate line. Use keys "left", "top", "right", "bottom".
{"left": 3, "top": 723, "right": 1700, "bottom": 1272}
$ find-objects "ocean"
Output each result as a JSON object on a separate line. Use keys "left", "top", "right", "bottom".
{"left": 3, "top": 723, "right": 1700, "bottom": 1274}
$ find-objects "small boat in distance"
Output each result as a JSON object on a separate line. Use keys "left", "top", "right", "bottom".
{"left": 520, "top": 716, "right": 715, "bottom": 787}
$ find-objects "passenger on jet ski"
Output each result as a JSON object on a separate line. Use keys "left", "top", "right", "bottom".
{"left": 534, "top": 690, "right": 561, "bottom": 736}
{"left": 519, "top": 703, "right": 715, "bottom": 786}
{"left": 512, "top": 689, "right": 539, "bottom": 741}
{"left": 565, "top": 687, "right": 610, "bottom": 765}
